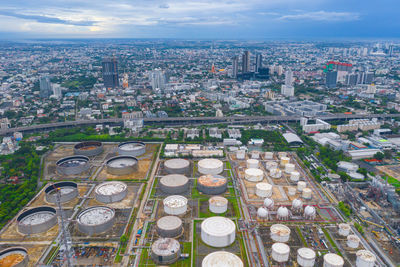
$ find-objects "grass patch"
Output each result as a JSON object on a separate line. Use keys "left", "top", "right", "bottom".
{"left": 296, "top": 226, "right": 308, "bottom": 247}
{"left": 322, "top": 228, "right": 342, "bottom": 256}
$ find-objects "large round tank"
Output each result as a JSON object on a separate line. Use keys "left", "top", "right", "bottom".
{"left": 277, "top": 206, "right": 290, "bottom": 220}
{"left": 198, "top": 159, "right": 223, "bottom": 175}
{"left": 56, "top": 155, "right": 90, "bottom": 175}
{"left": 270, "top": 224, "right": 291, "bottom": 242}
{"left": 297, "top": 247, "right": 316, "bottom": 267}
{"left": 347, "top": 234, "right": 360, "bottom": 249}
{"left": 236, "top": 150, "right": 245, "bottom": 160}
{"left": 209, "top": 196, "right": 228, "bottom": 214}
{"left": 302, "top": 188, "right": 312, "bottom": 200}
{"left": 106, "top": 156, "right": 138, "bottom": 175}
{"left": 292, "top": 198, "right": 303, "bottom": 213}
{"left": 201, "top": 217, "right": 236, "bottom": 247}
{"left": 163, "top": 195, "right": 188, "bottom": 215}
{"left": 356, "top": 250, "right": 376, "bottom": 267}
{"left": 264, "top": 198, "right": 274, "bottom": 209}
{"left": 270, "top": 168, "right": 282, "bottom": 179}
{"left": 290, "top": 171, "right": 300, "bottom": 182}
{"left": 117, "top": 141, "right": 146, "bottom": 157}
{"left": 245, "top": 168, "right": 264, "bottom": 182}
{"left": 304, "top": 205, "right": 316, "bottom": 220}
{"left": 74, "top": 141, "right": 103, "bottom": 157}
{"left": 288, "top": 186, "right": 297, "bottom": 196}
{"left": 45, "top": 182, "right": 78, "bottom": 204}
{"left": 297, "top": 181, "right": 307, "bottom": 192}
{"left": 280, "top": 156, "right": 290, "bottom": 167}
{"left": 338, "top": 223, "right": 351, "bottom": 237}
{"left": 246, "top": 159, "right": 259, "bottom": 169}
{"left": 251, "top": 151, "right": 260, "bottom": 159}
{"left": 156, "top": 216, "right": 183, "bottom": 238}
{"left": 255, "top": 182, "right": 273, "bottom": 198}
{"left": 202, "top": 251, "right": 244, "bottom": 267}
{"left": 323, "top": 253, "right": 344, "bottom": 267}
{"left": 271, "top": 242, "right": 290, "bottom": 263}
{"left": 264, "top": 152, "right": 274, "bottom": 160}
{"left": 266, "top": 161, "right": 278, "bottom": 170}
{"left": 94, "top": 181, "right": 128, "bottom": 203}
{"left": 17, "top": 206, "right": 57, "bottom": 235}
{"left": 278, "top": 152, "right": 287, "bottom": 159}
{"left": 150, "top": 238, "right": 181, "bottom": 265}
{"left": 0, "top": 247, "right": 29, "bottom": 267}
{"left": 197, "top": 174, "right": 227, "bottom": 195}
{"left": 160, "top": 174, "right": 189, "bottom": 194}
{"left": 285, "top": 163, "right": 295, "bottom": 174}
{"left": 77, "top": 206, "right": 115, "bottom": 235}
{"left": 257, "top": 207, "right": 269, "bottom": 220}
{"left": 164, "top": 158, "right": 190, "bottom": 174}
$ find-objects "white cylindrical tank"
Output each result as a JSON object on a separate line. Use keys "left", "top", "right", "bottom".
{"left": 297, "top": 181, "right": 307, "bottom": 192}
{"left": 264, "top": 198, "right": 274, "bottom": 210}
{"left": 245, "top": 168, "right": 264, "bottom": 182}
{"left": 202, "top": 251, "right": 244, "bottom": 267}
{"left": 271, "top": 242, "right": 290, "bottom": 263}
{"left": 285, "top": 163, "right": 295, "bottom": 174}
{"left": 302, "top": 188, "right": 312, "bottom": 200}
{"left": 236, "top": 150, "right": 245, "bottom": 160}
{"left": 257, "top": 207, "right": 269, "bottom": 219}
{"left": 297, "top": 247, "right": 316, "bottom": 267}
{"left": 347, "top": 234, "right": 360, "bottom": 249}
{"left": 290, "top": 171, "right": 300, "bottom": 182}
{"left": 209, "top": 196, "right": 228, "bottom": 214}
{"left": 288, "top": 187, "right": 297, "bottom": 196}
{"left": 251, "top": 151, "right": 260, "bottom": 159}
{"left": 278, "top": 152, "right": 287, "bottom": 158}
{"left": 270, "top": 168, "right": 282, "bottom": 179}
{"left": 264, "top": 152, "right": 274, "bottom": 160}
{"left": 280, "top": 156, "right": 290, "bottom": 167}
{"left": 201, "top": 217, "right": 236, "bottom": 248}
{"left": 198, "top": 159, "right": 223, "bottom": 175}
{"left": 292, "top": 198, "right": 303, "bottom": 212}
{"left": 277, "top": 206, "right": 290, "bottom": 220}
{"left": 266, "top": 161, "right": 278, "bottom": 170}
{"left": 256, "top": 182, "right": 273, "bottom": 198}
{"left": 323, "top": 253, "right": 344, "bottom": 267}
{"left": 356, "top": 250, "right": 376, "bottom": 267}
{"left": 163, "top": 195, "right": 188, "bottom": 215}
{"left": 304, "top": 205, "right": 316, "bottom": 220}
{"left": 338, "top": 223, "right": 351, "bottom": 237}
{"left": 270, "top": 224, "right": 291, "bottom": 242}
{"left": 246, "top": 159, "right": 259, "bottom": 169}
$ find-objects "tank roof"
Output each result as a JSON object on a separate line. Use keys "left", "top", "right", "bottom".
{"left": 95, "top": 181, "right": 127, "bottom": 196}
{"left": 78, "top": 206, "right": 114, "bottom": 225}
{"left": 157, "top": 216, "right": 182, "bottom": 230}
{"left": 152, "top": 238, "right": 180, "bottom": 256}
{"left": 201, "top": 217, "right": 235, "bottom": 237}
{"left": 199, "top": 175, "right": 227, "bottom": 187}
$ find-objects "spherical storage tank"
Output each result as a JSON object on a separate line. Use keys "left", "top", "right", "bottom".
{"left": 257, "top": 207, "right": 269, "bottom": 219}
{"left": 256, "top": 182, "right": 273, "bottom": 198}
{"left": 45, "top": 182, "right": 78, "bottom": 204}
{"left": 264, "top": 198, "right": 274, "bottom": 209}
{"left": 94, "top": 181, "right": 128, "bottom": 203}
{"left": 304, "top": 205, "right": 316, "bottom": 220}
{"left": 338, "top": 223, "right": 351, "bottom": 237}
{"left": 74, "top": 141, "right": 103, "bottom": 157}
{"left": 17, "top": 207, "right": 57, "bottom": 235}
{"left": 163, "top": 195, "right": 188, "bottom": 215}
{"left": 198, "top": 159, "right": 223, "bottom": 175}
{"left": 77, "top": 206, "right": 115, "bottom": 235}
{"left": 160, "top": 174, "right": 189, "bottom": 194}
{"left": 151, "top": 238, "right": 181, "bottom": 265}
{"left": 277, "top": 206, "right": 290, "bottom": 220}
{"left": 202, "top": 251, "right": 243, "bottom": 267}
{"left": 356, "top": 250, "right": 376, "bottom": 267}
{"left": 292, "top": 198, "right": 303, "bottom": 213}
{"left": 270, "top": 224, "right": 291, "bottom": 242}
{"left": 106, "top": 156, "right": 138, "bottom": 175}
{"left": 117, "top": 141, "right": 146, "bottom": 157}
{"left": 201, "top": 217, "right": 236, "bottom": 247}
{"left": 197, "top": 174, "right": 227, "bottom": 195}
{"left": 209, "top": 196, "right": 228, "bottom": 214}
{"left": 271, "top": 242, "right": 290, "bottom": 263}
{"left": 297, "top": 247, "right": 316, "bottom": 267}
{"left": 164, "top": 158, "right": 190, "bottom": 174}
{"left": 323, "top": 253, "right": 344, "bottom": 267}
{"left": 246, "top": 159, "right": 259, "bottom": 169}
{"left": 245, "top": 168, "right": 264, "bottom": 182}
{"left": 56, "top": 155, "right": 90, "bottom": 175}
{"left": 302, "top": 188, "right": 312, "bottom": 200}
{"left": 290, "top": 171, "right": 300, "bottom": 182}
{"left": 347, "top": 234, "right": 360, "bottom": 249}
{"left": 0, "top": 247, "right": 29, "bottom": 267}
{"left": 285, "top": 163, "right": 295, "bottom": 174}
{"left": 156, "top": 216, "right": 183, "bottom": 238}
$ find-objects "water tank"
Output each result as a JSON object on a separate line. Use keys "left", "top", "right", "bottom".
{"left": 290, "top": 171, "right": 300, "bottom": 182}
{"left": 256, "top": 182, "right": 273, "bottom": 198}
{"left": 257, "top": 207, "right": 269, "bottom": 219}
{"left": 285, "top": 163, "right": 295, "bottom": 174}
{"left": 302, "top": 188, "right": 312, "bottom": 200}
{"left": 297, "top": 181, "right": 306, "bottom": 192}
{"left": 156, "top": 216, "right": 183, "bottom": 238}
{"left": 163, "top": 195, "right": 188, "bottom": 215}
{"left": 338, "top": 223, "right": 350, "bottom": 237}
{"left": 269, "top": 168, "right": 282, "bottom": 179}
{"left": 347, "top": 234, "right": 360, "bottom": 249}
{"left": 246, "top": 159, "right": 259, "bottom": 169}
{"left": 264, "top": 152, "right": 274, "bottom": 160}
{"left": 304, "top": 205, "right": 316, "bottom": 220}
{"left": 244, "top": 168, "right": 264, "bottom": 182}
{"left": 201, "top": 217, "right": 236, "bottom": 247}
{"left": 251, "top": 151, "right": 260, "bottom": 159}
{"left": 164, "top": 158, "right": 190, "bottom": 174}
{"left": 288, "top": 187, "right": 297, "bottom": 196}
{"left": 270, "top": 224, "right": 291, "bottom": 242}
{"left": 202, "top": 251, "right": 244, "bottom": 267}
{"left": 292, "top": 198, "right": 303, "bottom": 213}
{"left": 198, "top": 159, "right": 223, "bottom": 175}
{"left": 209, "top": 196, "right": 228, "bottom": 214}
{"left": 150, "top": 238, "right": 181, "bottom": 265}
{"left": 236, "top": 150, "right": 245, "bottom": 160}
{"left": 264, "top": 198, "right": 274, "bottom": 210}
{"left": 271, "top": 242, "right": 290, "bottom": 263}
{"left": 297, "top": 247, "right": 316, "bottom": 267}
{"left": 356, "top": 250, "right": 376, "bottom": 267}
{"left": 266, "top": 161, "right": 278, "bottom": 170}
{"left": 277, "top": 206, "right": 290, "bottom": 220}
{"left": 323, "top": 253, "right": 344, "bottom": 267}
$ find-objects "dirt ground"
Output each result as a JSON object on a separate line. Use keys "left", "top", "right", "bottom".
{"left": 377, "top": 164, "right": 400, "bottom": 180}
{"left": 86, "top": 185, "right": 141, "bottom": 209}
{"left": 0, "top": 222, "right": 59, "bottom": 242}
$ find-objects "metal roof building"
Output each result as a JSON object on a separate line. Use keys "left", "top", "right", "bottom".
{"left": 282, "top": 132, "right": 303, "bottom": 146}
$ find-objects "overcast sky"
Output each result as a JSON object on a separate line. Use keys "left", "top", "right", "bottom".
{"left": 0, "top": 0, "right": 398, "bottom": 39}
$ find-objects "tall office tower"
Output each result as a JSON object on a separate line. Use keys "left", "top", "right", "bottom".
{"left": 242, "top": 51, "right": 250, "bottom": 73}
{"left": 255, "top": 53, "right": 262, "bottom": 73}
{"left": 326, "top": 71, "right": 338, "bottom": 88}
{"left": 52, "top": 84, "right": 62, "bottom": 99}
{"left": 345, "top": 73, "right": 358, "bottom": 86}
{"left": 284, "top": 69, "right": 293, "bottom": 86}
{"left": 388, "top": 44, "right": 394, "bottom": 57}
{"left": 281, "top": 69, "right": 294, "bottom": 97}
{"left": 232, "top": 56, "right": 239, "bottom": 78}
{"left": 364, "top": 72, "right": 374, "bottom": 84}
{"left": 362, "top": 47, "right": 368, "bottom": 57}
{"left": 102, "top": 57, "right": 119, "bottom": 88}
{"left": 39, "top": 76, "right": 52, "bottom": 98}
{"left": 150, "top": 69, "right": 166, "bottom": 90}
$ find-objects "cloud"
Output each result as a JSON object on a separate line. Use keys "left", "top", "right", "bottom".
{"left": 159, "top": 3, "right": 170, "bottom": 9}
{"left": 278, "top": 11, "right": 360, "bottom": 22}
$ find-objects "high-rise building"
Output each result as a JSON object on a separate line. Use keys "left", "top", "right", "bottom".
{"left": 388, "top": 44, "right": 394, "bottom": 57}
{"left": 326, "top": 71, "right": 338, "bottom": 88}
{"left": 150, "top": 69, "right": 166, "bottom": 90}
{"left": 232, "top": 56, "right": 239, "bottom": 78}
{"left": 242, "top": 51, "right": 250, "bottom": 73}
{"left": 39, "top": 76, "right": 52, "bottom": 98}
{"left": 284, "top": 69, "right": 293, "bottom": 87}
{"left": 102, "top": 57, "right": 119, "bottom": 88}
{"left": 281, "top": 69, "right": 294, "bottom": 97}
{"left": 52, "top": 84, "right": 62, "bottom": 99}
{"left": 255, "top": 53, "right": 262, "bottom": 73}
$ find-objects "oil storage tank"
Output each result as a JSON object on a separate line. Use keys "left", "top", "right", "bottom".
{"left": 245, "top": 168, "right": 264, "bottom": 182}
{"left": 150, "top": 238, "right": 181, "bottom": 265}
{"left": 56, "top": 155, "right": 89, "bottom": 175}
{"left": 255, "top": 182, "right": 272, "bottom": 197}
{"left": 94, "top": 181, "right": 128, "bottom": 203}
{"left": 201, "top": 217, "right": 236, "bottom": 247}
{"left": 297, "top": 247, "right": 316, "bottom": 267}
{"left": 271, "top": 242, "right": 290, "bottom": 263}
{"left": 270, "top": 224, "right": 291, "bottom": 242}
{"left": 202, "top": 251, "right": 244, "bottom": 267}
{"left": 246, "top": 159, "right": 259, "bottom": 169}
{"left": 74, "top": 141, "right": 103, "bottom": 157}
{"left": 0, "top": 247, "right": 29, "bottom": 267}
{"left": 106, "top": 156, "right": 138, "bottom": 175}
{"left": 164, "top": 158, "right": 190, "bottom": 174}
{"left": 209, "top": 196, "right": 228, "bottom": 214}
{"left": 156, "top": 216, "right": 183, "bottom": 238}
{"left": 45, "top": 182, "right": 78, "bottom": 204}
{"left": 17, "top": 207, "right": 57, "bottom": 234}
{"left": 347, "top": 234, "right": 360, "bottom": 249}
{"left": 160, "top": 174, "right": 189, "bottom": 194}
{"left": 117, "top": 141, "right": 146, "bottom": 157}
{"left": 77, "top": 206, "right": 115, "bottom": 235}
{"left": 323, "top": 253, "right": 344, "bottom": 267}
{"left": 197, "top": 174, "right": 227, "bottom": 195}
{"left": 338, "top": 223, "right": 350, "bottom": 237}
{"left": 356, "top": 250, "right": 376, "bottom": 267}
{"left": 163, "top": 195, "right": 188, "bottom": 215}
{"left": 198, "top": 159, "right": 223, "bottom": 175}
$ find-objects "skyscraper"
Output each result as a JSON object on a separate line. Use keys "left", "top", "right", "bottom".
{"left": 150, "top": 69, "right": 166, "bottom": 90}
{"left": 232, "top": 56, "right": 238, "bottom": 78}
{"left": 281, "top": 69, "right": 294, "bottom": 97}
{"left": 284, "top": 69, "right": 293, "bottom": 87}
{"left": 39, "top": 76, "right": 52, "bottom": 98}
{"left": 326, "top": 71, "right": 338, "bottom": 88}
{"left": 102, "top": 57, "right": 119, "bottom": 88}
{"left": 255, "top": 53, "right": 262, "bottom": 73}
{"left": 242, "top": 51, "right": 250, "bottom": 73}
